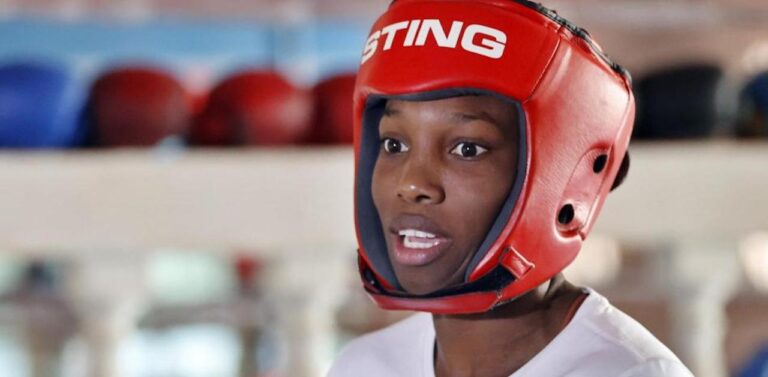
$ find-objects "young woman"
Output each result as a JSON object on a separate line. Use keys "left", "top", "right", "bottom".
{"left": 329, "top": 1, "right": 694, "bottom": 376}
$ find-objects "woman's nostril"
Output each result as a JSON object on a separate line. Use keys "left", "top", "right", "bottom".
{"left": 416, "top": 194, "right": 432, "bottom": 203}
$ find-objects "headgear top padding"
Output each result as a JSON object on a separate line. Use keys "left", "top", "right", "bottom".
{"left": 88, "top": 66, "right": 191, "bottom": 147}
{"left": 189, "top": 71, "right": 312, "bottom": 146}
{"left": 354, "top": 0, "right": 635, "bottom": 314}
{"left": 0, "top": 62, "right": 86, "bottom": 148}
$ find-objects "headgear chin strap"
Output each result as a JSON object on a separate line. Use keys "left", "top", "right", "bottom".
{"left": 353, "top": 0, "right": 635, "bottom": 314}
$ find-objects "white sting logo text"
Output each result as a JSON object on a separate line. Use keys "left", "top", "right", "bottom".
{"left": 361, "top": 19, "right": 507, "bottom": 63}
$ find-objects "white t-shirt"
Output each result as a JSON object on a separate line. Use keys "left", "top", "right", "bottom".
{"left": 328, "top": 289, "right": 693, "bottom": 377}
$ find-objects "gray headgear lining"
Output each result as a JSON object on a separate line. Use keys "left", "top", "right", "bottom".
{"left": 355, "top": 88, "right": 528, "bottom": 291}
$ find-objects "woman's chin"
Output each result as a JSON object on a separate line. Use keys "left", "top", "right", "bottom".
{"left": 395, "top": 272, "right": 453, "bottom": 296}
{"left": 386, "top": 239, "right": 466, "bottom": 295}
{"left": 400, "top": 282, "right": 440, "bottom": 296}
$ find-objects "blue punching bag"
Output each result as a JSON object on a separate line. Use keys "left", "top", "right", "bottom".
{"left": 738, "top": 343, "right": 768, "bottom": 377}
{"left": 0, "top": 62, "right": 86, "bottom": 148}
{"left": 737, "top": 71, "right": 768, "bottom": 138}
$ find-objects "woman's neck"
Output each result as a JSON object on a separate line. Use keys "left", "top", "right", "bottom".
{"left": 431, "top": 276, "right": 585, "bottom": 377}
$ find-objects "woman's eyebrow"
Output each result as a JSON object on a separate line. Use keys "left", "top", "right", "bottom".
{"left": 451, "top": 111, "right": 501, "bottom": 129}
{"left": 383, "top": 103, "right": 400, "bottom": 117}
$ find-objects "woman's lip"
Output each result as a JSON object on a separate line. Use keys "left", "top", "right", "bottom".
{"left": 391, "top": 232, "right": 452, "bottom": 267}
{"left": 389, "top": 214, "right": 449, "bottom": 239}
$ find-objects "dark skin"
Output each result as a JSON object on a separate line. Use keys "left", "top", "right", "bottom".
{"left": 371, "top": 96, "right": 585, "bottom": 377}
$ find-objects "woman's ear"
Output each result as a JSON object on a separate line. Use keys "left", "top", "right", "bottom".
{"left": 610, "top": 152, "right": 630, "bottom": 191}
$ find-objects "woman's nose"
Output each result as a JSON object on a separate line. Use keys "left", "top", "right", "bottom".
{"left": 396, "top": 158, "right": 445, "bottom": 205}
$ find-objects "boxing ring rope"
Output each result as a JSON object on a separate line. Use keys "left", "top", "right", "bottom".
{"left": 0, "top": 143, "right": 766, "bottom": 377}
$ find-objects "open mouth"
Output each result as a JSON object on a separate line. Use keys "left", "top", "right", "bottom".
{"left": 399, "top": 229, "right": 441, "bottom": 248}
{"left": 392, "top": 228, "right": 451, "bottom": 266}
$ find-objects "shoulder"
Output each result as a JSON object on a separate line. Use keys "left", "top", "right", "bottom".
{"left": 516, "top": 289, "right": 693, "bottom": 377}
{"left": 615, "top": 358, "right": 695, "bottom": 377}
{"left": 578, "top": 290, "right": 682, "bottom": 362}
{"left": 327, "top": 312, "right": 433, "bottom": 377}
{"left": 564, "top": 289, "right": 693, "bottom": 376}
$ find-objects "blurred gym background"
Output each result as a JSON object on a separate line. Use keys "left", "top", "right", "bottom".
{"left": 0, "top": 0, "right": 767, "bottom": 376}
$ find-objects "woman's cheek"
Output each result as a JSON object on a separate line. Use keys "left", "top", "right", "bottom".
{"left": 444, "top": 165, "right": 494, "bottom": 194}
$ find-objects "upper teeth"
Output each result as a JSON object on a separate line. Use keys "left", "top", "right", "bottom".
{"left": 398, "top": 229, "right": 436, "bottom": 238}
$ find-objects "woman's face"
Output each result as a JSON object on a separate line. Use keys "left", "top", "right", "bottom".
{"left": 371, "top": 96, "right": 519, "bottom": 295}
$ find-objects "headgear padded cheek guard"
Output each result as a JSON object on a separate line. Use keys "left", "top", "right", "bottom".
{"left": 353, "top": 0, "right": 635, "bottom": 314}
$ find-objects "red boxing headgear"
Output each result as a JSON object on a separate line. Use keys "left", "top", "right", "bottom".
{"left": 353, "top": 0, "right": 635, "bottom": 314}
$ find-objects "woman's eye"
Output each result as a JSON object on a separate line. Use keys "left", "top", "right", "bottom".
{"left": 382, "top": 138, "right": 409, "bottom": 154}
{"left": 450, "top": 142, "right": 488, "bottom": 158}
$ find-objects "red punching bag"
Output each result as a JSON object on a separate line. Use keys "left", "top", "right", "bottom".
{"left": 88, "top": 67, "right": 191, "bottom": 146}
{"left": 190, "top": 70, "right": 311, "bottom": 146}
{"left": 309, "top": 73, "right": 356, "bottom": 144}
